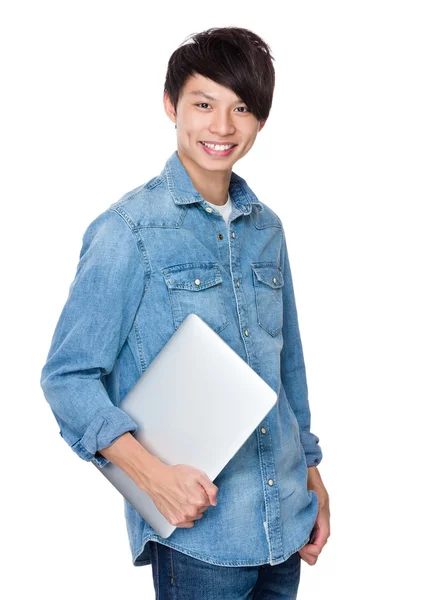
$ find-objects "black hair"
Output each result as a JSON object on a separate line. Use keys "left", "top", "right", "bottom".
{"left": 164, "top": 26, "right": 276, "bottom": 122}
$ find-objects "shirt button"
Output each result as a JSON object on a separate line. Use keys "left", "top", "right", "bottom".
{"left": 260, "top": 427, "right": 266, "bottom": 434}
{"left": 205, "top": 207, "right": 213, "bottom": 213}
{"left": 194, "top": 278, "right": 201, "bottom": 285}
{"left": 218, "top": 233, "right": 223, "bottom": 240}
{"left": 236, "top": 280, "right": 240, "bottom": 287}
{"left": 268, "top": 479, "right": 274, "bottom": 486}
{"left": 232, "top": 232, "right": 236, "bottom": 238}
{"left": 272, "top": 277, "right": 277, "bottom": 284}
{"left": 244, "top": 329, "right": 249, "bottom": 336}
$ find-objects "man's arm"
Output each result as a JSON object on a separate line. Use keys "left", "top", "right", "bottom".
{"left": 98, "top": 431, "right": 164, "bottom": 490}
{"left": 307, "top": 465, "right": 324, "bottom": 491}
{"left": 279, "top": 228, "right": 330, "bottom": 563}
{"left": 40, "top": 208, "right": 150, "bottom": 469}
{"left": 280, "top": 228, "right": 323, "bottom": 467}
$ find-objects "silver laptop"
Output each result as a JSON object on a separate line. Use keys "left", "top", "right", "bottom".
{"left": 93, "top": 313, "right": 278, "bottom": 538}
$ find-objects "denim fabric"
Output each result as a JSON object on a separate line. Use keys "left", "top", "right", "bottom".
{"left": 149, "top": 541, "right": 301, "bottom": 599}
{"left": 40, "top": 150, "right": 323, "bottom": 568}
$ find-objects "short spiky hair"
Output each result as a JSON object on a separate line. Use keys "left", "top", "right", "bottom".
{"left": 164, "top": 26, "right": 275, "bottom": 122}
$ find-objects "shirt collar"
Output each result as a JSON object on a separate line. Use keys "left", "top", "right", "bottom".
{"left": 162, "top": 150, "right": 262, "bottom": 215}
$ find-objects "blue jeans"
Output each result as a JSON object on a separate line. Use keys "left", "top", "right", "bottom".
{"left": 149, "top": 541, "right": 301, "bottom": 599}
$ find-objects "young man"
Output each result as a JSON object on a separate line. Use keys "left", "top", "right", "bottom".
{"left": 40, "top": 26, "right": 330, "bottom": 599}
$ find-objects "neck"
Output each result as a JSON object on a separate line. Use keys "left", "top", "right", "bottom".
{"left": 177, "top": 150, "right": 231, "bottom": 206}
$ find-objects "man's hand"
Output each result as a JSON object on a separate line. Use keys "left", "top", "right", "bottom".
{"left": 298, "top": 466, "right": 331, "bottom": 566}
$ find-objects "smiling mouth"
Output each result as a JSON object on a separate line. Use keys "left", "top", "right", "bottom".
{"left": 199, "top": 141, "right": 238, "bottom": 157}
{"left": 200, "top": 141, "right": 237, "bottom": 149}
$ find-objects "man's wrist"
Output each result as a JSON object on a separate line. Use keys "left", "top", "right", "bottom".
{"left": 307, "top": 465, "right": 329, "bottom": 508}
{"left": 98, "top": 431, "right": 163, "bottom": 490}
{"left": 307, "top": 465, "right": 323, "bottom": 491}
{"left": 307, "top": 465, "right": 320, "bottom": 480}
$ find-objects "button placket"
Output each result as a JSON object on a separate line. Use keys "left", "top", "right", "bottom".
{"left": 228, "top": 222, "right": 251, "bottom": 360}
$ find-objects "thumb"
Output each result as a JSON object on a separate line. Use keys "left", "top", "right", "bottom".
{"left": 199, "top": 472, "right": 218, "bottom": 505}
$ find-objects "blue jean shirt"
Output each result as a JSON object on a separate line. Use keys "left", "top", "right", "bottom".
{"left": 40, "top": 150, "right": 323, "bottom": 567}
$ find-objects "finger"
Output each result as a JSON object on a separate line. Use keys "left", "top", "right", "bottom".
{"left": 198, "top": 473, "right": 218, "bottom": 505}
{"left": 298, "top": 549, "right": 318, "bottom": 565}
{"left": 311, "top": 525, "right": 328, "bottom": 549}
{"left": 178, "top": 520, "right": 195, "bottom": 528}
{"left": 301, "top": 542, "right": 321, "bottom": 556}
{"left": 190, "top": 509, "right": 206, "bottom": 521}
{"left": 300, "top": 547, "right": 319, "bottom": 560}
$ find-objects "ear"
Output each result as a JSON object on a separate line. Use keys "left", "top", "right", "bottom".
{"left": 257, "top": 119, "right": 266, "bottom": 133}
{"left": 163, "top": 91, "right": 177, "bottom": 126}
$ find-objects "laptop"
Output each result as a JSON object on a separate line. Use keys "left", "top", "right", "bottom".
{"left": 93, "top": 313, "right": 278, "bottom": 538}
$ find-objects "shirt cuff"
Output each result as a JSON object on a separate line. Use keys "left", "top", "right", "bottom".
{"left": 70, "top": 405, "right": 138, "bottom": 468}
{"left": 299, "top": 432, "right": 323, "bottom": 467}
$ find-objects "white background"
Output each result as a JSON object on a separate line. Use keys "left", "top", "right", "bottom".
{"left": 1, "top": 1, "right": 423, "bottom": 598}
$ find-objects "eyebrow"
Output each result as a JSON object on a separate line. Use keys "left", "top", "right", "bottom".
{"left": 188, "top": 90, "right": 244, "bottom": 103}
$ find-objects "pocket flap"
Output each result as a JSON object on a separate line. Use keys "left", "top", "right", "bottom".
{"left": 162, "top": 263, "right": 223, "bottom": 291}
{"left": 251, "top": 263, "right": 284, "bottom": 288}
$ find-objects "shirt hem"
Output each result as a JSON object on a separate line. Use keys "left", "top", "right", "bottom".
{"left": 131, "top": 531, "right": 312, "bottom": 568}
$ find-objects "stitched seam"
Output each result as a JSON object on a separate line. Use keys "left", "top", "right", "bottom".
{"left": 110, "top": 206, "right": 152, "bottom": 298}
{"left": 133, "top": 319, "right": 147, "bottom": 373}
{"left": 228, "top": 222, "right": 251, "bottom": 366}
{"left": 154, "top": 542, "right": 160, "bottom": 597}
{"left": 170, "top": 547, "right": 175, "bottom": 584}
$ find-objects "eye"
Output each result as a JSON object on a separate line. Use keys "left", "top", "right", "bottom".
{"left": 195, "top": 103, "right": 251, "bottom": 113}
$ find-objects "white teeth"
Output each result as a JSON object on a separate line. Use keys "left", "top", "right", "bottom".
{"left": 201, "top": 142, "right": 235, "bottom": 151}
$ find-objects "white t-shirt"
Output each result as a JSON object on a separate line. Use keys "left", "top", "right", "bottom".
{"left": 204, "top": 193, "right": 232, "bottom": 227}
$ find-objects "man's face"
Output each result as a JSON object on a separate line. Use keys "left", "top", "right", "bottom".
{"left": 164, "top": 73, "right": 265, "bottom": 173}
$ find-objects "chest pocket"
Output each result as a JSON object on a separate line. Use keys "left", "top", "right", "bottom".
{"left": 251, "top": 263, "right": 284, "bottom": 337}
{"left": 162, "top": 262, "right": 228, "bottom": 333}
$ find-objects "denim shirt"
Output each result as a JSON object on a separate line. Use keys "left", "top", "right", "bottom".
{"left": 40, "top": 150, "right": 323, "bottom": 568}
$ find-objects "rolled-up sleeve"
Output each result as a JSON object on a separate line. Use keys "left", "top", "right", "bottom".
{"left": 40, "top": 208, "right": 147, "bottom": 468}
{"left": 280, "top": 229, "right": 323, "bottom": 467}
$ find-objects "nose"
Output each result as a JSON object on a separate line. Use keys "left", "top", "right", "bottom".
{"left": 209, "top": 110, "right": 236, "bottom": 137}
